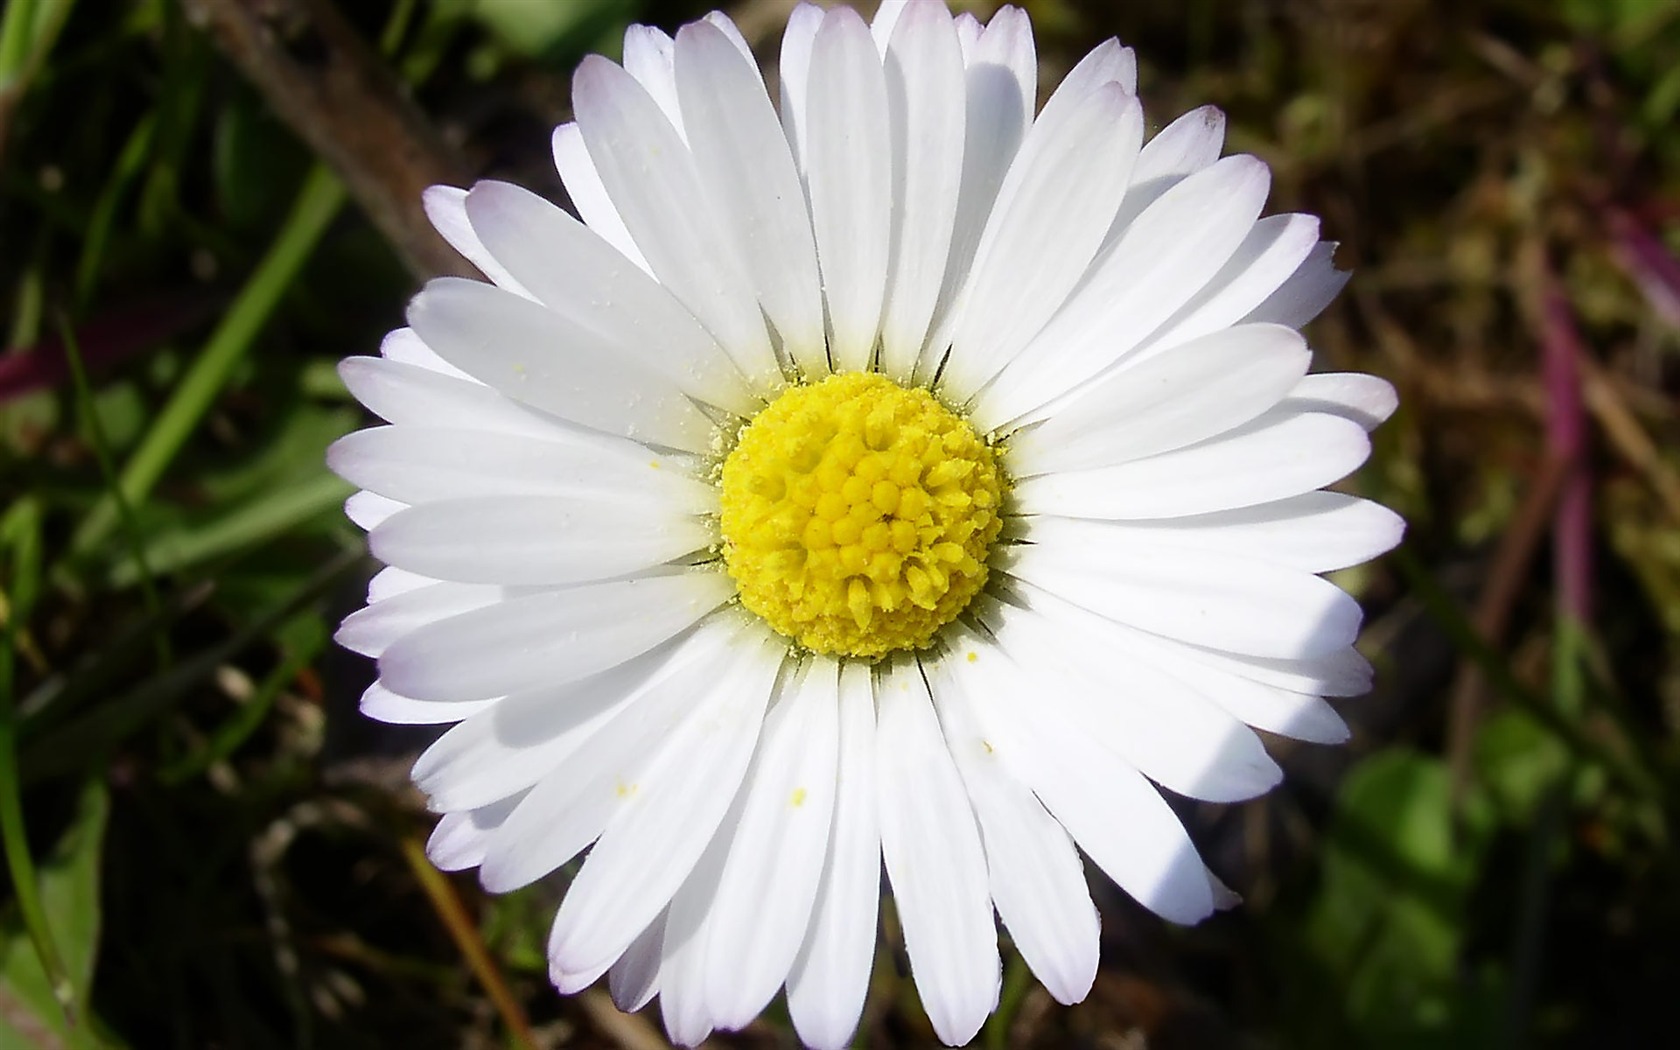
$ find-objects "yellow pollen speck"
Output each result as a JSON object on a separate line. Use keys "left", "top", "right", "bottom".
{"left": 790, "top": 787, "right": 808, "bottom": 808}
{"left": 966, "top": 651, "right": 978, "bottom": 663}
{"left": 982, "top": 741, "right": 995, "bottom": 754}
{"left": 615, "top": 781, "right": 638, "bottom": 798}
{"left": 719, "top": 372, "right": 1004, "bottom": 658}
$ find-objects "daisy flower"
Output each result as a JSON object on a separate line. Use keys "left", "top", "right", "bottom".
{"left": 329, "top": 1, "right": 1403, "bottom": 1045}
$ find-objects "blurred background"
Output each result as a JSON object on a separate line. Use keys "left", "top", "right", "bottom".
{"left": 2, "top": 0, "right": 1678, "bottom": 1046}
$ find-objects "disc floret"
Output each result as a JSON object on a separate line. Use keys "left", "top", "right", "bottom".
{"left": 719, "top": 372, "right": 1003, "bottom": 658}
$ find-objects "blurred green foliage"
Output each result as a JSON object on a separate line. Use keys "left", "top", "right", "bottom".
{"left": 2, "top": 0, "right": 1679, "bottom": 1047}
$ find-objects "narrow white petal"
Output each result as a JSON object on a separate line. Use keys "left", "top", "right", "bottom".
{"left": 997, "top": 582, "right": 1362, "bottom": 735}
{"left": 421, "top": 186, "right": 532, "bottom": 298}
{"left": 975, "top": 592, "right": 1283, "bottom": 801}
{"left": 412, "top": 653, "right": 683, "bottom": 812}
{"left": 329, "top": 426, "right": 713, "bottom": 511}
{"left": 475, "top": 620, "right": 742, "bottom": 893}
{"left": 778, "top": 3, "right": 825, "bottom": 167}
{"left": 1026, "top": 493, "right": 1404, "bottom": 575}
{"left": 1006, "top": 323, "right": 1310, "bottom": 475}
{"left": 359, "top": 680, "right": 496, "bottom": 725}
{"left": 344, "top": 491, "right": 403, "bottom": 531}
{"left": 700, "top": 12, "right": 754, "bottom": 62}
{"left": 1287, "top": 372, "right": 1398, "bottom": 430}
{"left": 337, "top": 356, "right": 560, "bottom": 440}
{"left": 787, "top": 661, "right": 879, "bottom": 1050}
{"left": 622, "top": 25, "right": 684, "bottom": 138}
{"left": 945, "top": 628, "right": 1214, "bottom": 925}
{"left": 572, "top": 56, "right": 781, "bottom": 390}
{"left": 370, "top": 496, "right": 712, "bottom": 586}
{"left": 925, "top": 655, "right": 1099, "bottom": 1006}
{"left": 876, "top": 0, "right": 965, "bottom": 380}
{"left": 334, "top": 581, "right": 501, "bottom": 658}
{"left": 1012, "top": 410, "right": 1371, "bottom": 520}
{"left": 1103, "top": 105, "right": 1227, "bottom": 240}
{"left": 1242, "top": 240, "right": 1349, "bottom": 328}
{"left": 870, "top": 0, "right": 908, "bottom": 50}
{"left": 674, "top": 20, "right": 826, "bottom": 373}
{"left": 426, "top": 792, "right": 525, "bottom": 872}
{"left": 981, "top": 155, "right": 1272, "bottom": 427}
{"left": 1132, "top": 214, "right": 1322, "bottom": 360}
{"left": 918, "top": 6, "right": 1034, "bottom": 380}
{"left": 657, "top": 833, "right": 729, "bottom": 1046}
{"left": 546, "top": 629, "right": 783, "bottom": 983}
{"left": 938, "top": 86, "right": 1143, "bottom": 403}
{"left": 366, "top": 566, "right": 432, "bottom": 603}
{"left": 804, "top": 6, "right": 892, "bottom": 373}
{"left": 608, "top": 911, "right": 666, "bottom": 1012}
{"left": 875, "top": 658, "right": 999, "bottom": 1047}
{"left": 551, "top": 122, "right": 652, "bottom": 274}
{"left": 379, "top": 326, "right": 474, "bottom": 381}
{"left": 463, "top": 180, "right": 758, "bottom": 416}
{"left": 1005, "top": 534, "right": 1363, "bottom": 661}
{"left": 704, "top": 658, "right": 841, "bottom": 1030}
{"left": 379, "top": 570, "right": 733, "bottom": 701}
{"left": 406, "top": 278, "right": 714, "bottom": 452}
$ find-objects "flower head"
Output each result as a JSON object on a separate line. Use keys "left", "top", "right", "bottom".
{"left": 330, "top": 1, "right": 1402, "bottom": 1045}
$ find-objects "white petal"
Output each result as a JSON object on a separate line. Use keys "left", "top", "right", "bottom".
{"left": 925, "top": 655, "right": 1098, "bottom": 1006}
{"left": 704, "top": 658, "right": 841, "bottom": 1030}
{"left": 406, "top": 278, "right": 714, "bottom": 452}
{"left": 366, "top": 566, "right": 432, "bottom": 603}
{"left": 1132, "top": 213, "right": 1322, "bottom": 360}
{"left": 674, "top": 20, "right": 826, "bottom": 373}
{"left": 379, "top": 326, "right": 474, "bottom": 381}
{"left": 546, "top": 629, "right": 783, "bottom": 983}
{"left": 476, "top": 622, "right": 743, "bottom": 893}
{"left": 1129, "top": 105, "right": 1226, "bottom": 184}
{"left": 876, "top": 0, "right": 966, "bottom": 381}
{"left": 344, "top": 490, "right": 404, "bottom": 530}
{"left": 874, "top": 657, "right": 999, "bottom": 1047}
{"left": 359, "top": 680, "right": 496, "bottom": 725}
{"left": 421, "top": 186, "right": 532, "bottom": 298}
{"left": 551, "top": 122, "right": 652, "bottom": 274}
{"left": 870, "top": 0, "right": 908, "bottom": 50}
{"left": 778, "top": 3, "right": 825, "bottom": 167}
{"left": 700, "top": 11, "right": 754, "bottom": 62}
{"left": 572, "top": 56, "right": 781, "bottom": 390}
{"left": 426, "top": 792, "right": 525, "bottom": 871}
{"left": 622, "top": 25, "right": 684, "bottom": 138}
{"left": 1004, "top": 534, "right": 1363, "bottom": 661}
{"left": 335, "top": 581, "right": 501, "bottom": 658}
{"left": 938, "top": 86, "right": 1143, "bottom": 404}
{"left": 803, "top": 6, "right": 892, "bottom": 373}
{"left": 1012, "top": 409, "right": 1371, "bottom": 520}
{"left": 997, "top": 582, "right": 1360, "bottom": 737}
{"left": 1053, "top": 38, "right": 1137, "bottom": 99}
{"left": 608, "top": 911, "right": 666, "bottom": 1012}
{"left": 1287, "top": 372, "right": 1398, "bottom": 430}
{"left": 657, "top": 832, "right": 728, "bottom": 1046}
{"left": 787, "top": 661, "right": 880, "bottom": 1050}
{"left": 329, "top": 425, "right": 713, "bottom": 511}
{"left": 338, "top": 356, "right": 561, "bottom": 440}
{"left": 1006, "top": 323, "right": 1311, "bottom": 476}
{"left": 412, "top": 651, "right": 680, "bottom": 812}
{"left": 975, "top": 592, "right": 1283, "bottom": 801}
{"left": 370, "top": 496, "right": 713, "bottom": 586}
{"left": 462, "top": 180, "right": 758, "bottom": 416}
{"left": 378, "top": 570, "right": 733, "bottom": 701}
{"left": 1103, "top": 105, "right": 1228, "bottom": 240}
{"left": 980, "top": 154, "right": 1272, "bottom": 428}
{"left": 918, "top": 6, "right": 1035, "bottom": 380}
{"left": 1242, "top": 240, "right": 1349, "bottom": 328}
{"left": 1026, "top": 492, "right": 1404, "bottom": 575}
{"left": 944, "top": 627, "right": 1214, "bottom": 925}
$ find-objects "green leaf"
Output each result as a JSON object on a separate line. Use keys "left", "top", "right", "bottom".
{"left": 0, "top": 778, "right": 113, "bottom": 1049}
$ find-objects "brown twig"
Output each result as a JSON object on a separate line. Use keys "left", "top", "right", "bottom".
{"left": 178, "top": 0, "right": 472, "bottom": 279}
{"left": 399, "top": 837, "right": 539, "bottom": 1050}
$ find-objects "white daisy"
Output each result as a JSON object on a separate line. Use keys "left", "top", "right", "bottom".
{"left": 329, "top": 1, "right": 1403, "bottom": 1046}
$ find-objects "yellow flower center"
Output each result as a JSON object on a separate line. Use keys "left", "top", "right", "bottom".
{"left": 719, "top": 372, "right": 1004, "bottom": 658}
